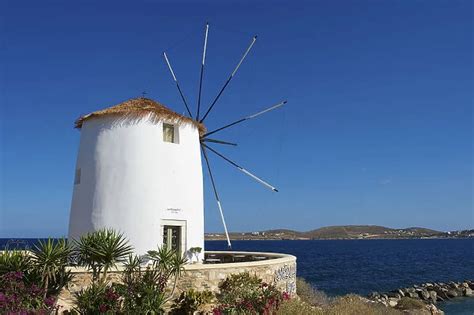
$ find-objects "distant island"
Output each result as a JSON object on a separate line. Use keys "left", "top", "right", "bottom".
{"left": 205, "top": 225, "right": 474, "bottom": 241}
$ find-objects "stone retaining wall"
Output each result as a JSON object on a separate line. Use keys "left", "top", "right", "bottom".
{"left": 58, "top": 251, "right": 297, "bottom": 310}
{"left": 177, "top": 251, "right": 297, "bottom": 295}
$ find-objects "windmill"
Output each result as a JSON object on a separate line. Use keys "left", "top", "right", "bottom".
{"left": 162, "top": 23, "right": 287, "bottom": 248}
{"left": 68, "top": 23, "right": 286, "bottom": 257}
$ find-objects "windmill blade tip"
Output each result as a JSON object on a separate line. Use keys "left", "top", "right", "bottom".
{"left": 273, "top": 188, "right": 279, "bottom": 192}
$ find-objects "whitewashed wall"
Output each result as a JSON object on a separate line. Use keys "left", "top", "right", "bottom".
{"left": 68, "top": 115, "right": 204, "bottom": 260}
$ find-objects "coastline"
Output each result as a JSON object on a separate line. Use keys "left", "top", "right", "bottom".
{"left": 204, "top": 236, "right": 473, "bottom": 241}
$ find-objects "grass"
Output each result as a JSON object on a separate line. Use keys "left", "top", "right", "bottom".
{"left": 277, "top": 278, "right": 404, "bottom": 315}
{"left": 395, "top": 297, "right": 426, "bottom": 310}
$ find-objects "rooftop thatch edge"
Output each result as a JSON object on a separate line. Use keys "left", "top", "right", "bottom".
{"left": 74, "top": 97, "right": 206, "bottom": 135}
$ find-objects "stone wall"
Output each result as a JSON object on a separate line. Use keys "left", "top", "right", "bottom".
{"left": 58, "top": 251, "right": 297, "bottom": 310}
{"left": 177, "top": 251, "right": 297, "bottom": 295}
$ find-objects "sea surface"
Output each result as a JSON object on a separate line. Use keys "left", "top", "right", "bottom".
{"left": 206, "top": 239, "right": 474, "bottom": 314}
{"left": 2, "top": 238, "right": 473, "bottom": 314}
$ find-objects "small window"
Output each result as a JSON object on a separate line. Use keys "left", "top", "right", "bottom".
{"left": 74, "top": 168, "right": 81, "bottom": 185}
{"left": 163, "top": 225, "right": 181, "bottom": 253}
{"left": 163, "top": 123, "right": 179, "bottom": 144}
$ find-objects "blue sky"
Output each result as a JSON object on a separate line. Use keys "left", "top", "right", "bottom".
{"left": 1, "top": 1, "right": 472, "bottom": 237}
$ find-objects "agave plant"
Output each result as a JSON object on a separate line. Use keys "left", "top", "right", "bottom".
{"left": 0, "top": 250, "right": 33, "bottom": 275}
{"left": 31, "top": 238, "right": 72, "bottom": 299}
{"left": 73, "top": 229, "right": 133, "bottom": 284}
{"left": 112, "top": 246, "right": 188, "bottom": 314}
{"left": 0, "top": 250, "right": 42, "bottom": 286}
{"left": 147, "top": 246, "right": 187, "bottom": 303}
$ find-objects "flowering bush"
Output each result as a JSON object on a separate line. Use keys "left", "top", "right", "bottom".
{"left": 73, "top": 283, "right": 121, "bottom": 314}
{"left": 0, "top": 243, "right": 72, "bottom": 314}
{"left": 213, "top": 272, "right": 288, "bottom": 315}
{"left": 114, "top": 248, "right": 187, "bottom": 314}
{"left": 72, "top": 245, "right": 187, "bottom": 314}
{"left": 170, "top": 289, "right": 213, "bottom": 314}
{"left": 0, "top": 271, "right": 60, "bottom": 314}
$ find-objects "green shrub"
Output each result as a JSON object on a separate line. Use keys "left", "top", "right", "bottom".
{"left": 170, "top": 289, "right": 213, "bottom": 314}
{"left": 277, "top": 298, "right": 320, "bottom": 315}
{"left": 32, "top": 238, "right": 73, "bottom": 298}
{"left": 327, "top": 294, "right": 401, "bottom": 315}
{"left": 296, "top": 277, "right": 331, "bottom": 306}
{"left": 0, "top": 250, "right": 42, "bottom": 285}
{"left": 74, "top": 229, "right": 133, "bottom": 284}
{"left": 113, "top": 247, "right": 187, "bottom": 314}
{"left": 395, "top": 297, "right": 426, "bottom": 310}
{"left": 214, "top": 272, "right": 285, "bottom": 314}
{"left": 0, "top": 271, "right": 60, "bottom": 314}
{"left": 73, "top": 283, "right": 121, "bottom": 314}
{"left": 278, "top": 294, "right": 404, "bottom": 315}
{"left": 70, "top": 230, "right": 187, "bottom": 314}
{"left": 0, "top": 241, "right": 73, "bottom": 312}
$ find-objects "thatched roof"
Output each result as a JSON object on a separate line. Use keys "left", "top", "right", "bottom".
{"left": 75, "top": 97, "right": 206, "bottom": 135}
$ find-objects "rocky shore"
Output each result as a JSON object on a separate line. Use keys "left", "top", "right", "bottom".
{"left": 368, "top": 280, "right": 474, "bottom": 314}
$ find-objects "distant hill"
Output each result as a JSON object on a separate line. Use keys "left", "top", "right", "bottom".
{"left": 205, "top": 225, "right": 474, "bottom": 241}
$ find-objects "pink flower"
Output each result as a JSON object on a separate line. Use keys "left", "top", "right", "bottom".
{"left": 212, "top": 308, "right": 223, "bottom": 315}
{"left": 99, "top": 304, "right": 108, "bottom": 313}
{"left": 44, "top": 296, "right": 55, "bottom": 306}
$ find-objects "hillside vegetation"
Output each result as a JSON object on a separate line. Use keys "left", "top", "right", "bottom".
{"left": 205, "top": 225, "right": 473, "bottom": 240}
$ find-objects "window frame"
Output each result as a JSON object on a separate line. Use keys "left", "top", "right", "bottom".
{"left": 160, "top": 219, "right": 186, "bottom": 255}
{"left": 162, "top": 123, "right": 179, "bottom": 144}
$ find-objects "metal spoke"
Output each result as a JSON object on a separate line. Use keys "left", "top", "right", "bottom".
{"left": 202, "top": 143, "right": 278, "bottom": 192}
{"left": 201, "top": 145, "right": 232, "bottom": 248}
{"left": 202, "top": 138, "right": 237, "bottom": 146}
{"left": 196, "top": 23, "right": 209, "bottom": 121}
{"left": 203, "top": 100, "right": 287, "bottom": 138}
{"left": 163, "top": 52, "right": 193, "bottom": 117}
{"left": 200, "top": 36, "right": 258, "bottom": 123}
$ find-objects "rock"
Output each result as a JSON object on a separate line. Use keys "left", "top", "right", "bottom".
{"left": 429, "top": 290, "right": 437, "bottom": 302}
{"left": 388, "top": 291, "right": 401, "bottom": 299}
{"left": 446, "top": 289, "right": 458, "bottom": 298}
{"left": 388, "top": 298, "right": 398, "bottom": 307}
{"left": 368, "top": 292, "right": 380, "bottom": 299}
{"left": 418, "top": 289, "right": 430, "bottom": 301}
{"left": 407, "top": 291, "right": 419, "bottom": 299}
{"left": 427, "top": 303, "right": 445, "bottom": 315}
{"left": 398, "top": 289, "right": 405, "bottom": 297}
{"left": 463, "top": 287, "right": 474, "bottom": 297}
{"left": 433, "top": 287, "right": 449, "bottom": 300}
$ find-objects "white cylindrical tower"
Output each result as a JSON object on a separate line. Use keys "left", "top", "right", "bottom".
{"left": 68, "top": 98, "right": 205, "bottom": 260}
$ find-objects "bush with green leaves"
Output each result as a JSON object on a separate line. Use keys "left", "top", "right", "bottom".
{"left": 73, "top": 283, "right": 121, "bottom": 315}
{"left": 113, "top": 247, "right": 188, "bottom": 314}
{"left": 0, "top": 250, "right": 42, "bottom": 285}
{"left": 296, "top": 277, "right": 331, "bottom": 307}
{"left": 170, "top": 289, "right": 213, "bottom": 315}
{"left": 73, "top": 229, "right": 133, "bottom": 284}
{"left": 213, "top": 272, "right": 286, "bottom": 314}
{"left": 32, "top": 238, "right": 73, "bottom": 298}
{"left": 0, "top": 271, "right": 60, "bottom": 314}
{"left": 0, "top": 239, "right": 72, "bottom": 313}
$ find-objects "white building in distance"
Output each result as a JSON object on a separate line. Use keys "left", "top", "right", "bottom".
{"left": 68, "top": 97, "right": 206, "bottom": 261}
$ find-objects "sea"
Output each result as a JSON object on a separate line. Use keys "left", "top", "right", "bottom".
{"left": 2, "top": 238, "right": 473, "bottom": 314}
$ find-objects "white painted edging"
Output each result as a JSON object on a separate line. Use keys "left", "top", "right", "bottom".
{"left": 65, "top": 251, "right": 296, "bottom": 273}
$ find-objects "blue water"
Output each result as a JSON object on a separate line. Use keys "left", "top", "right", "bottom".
{"left": 2, "top": 238, "right": 473, "bottom": 313}
{"left": 205, "top": 239, "right": 474, "bottom": 314}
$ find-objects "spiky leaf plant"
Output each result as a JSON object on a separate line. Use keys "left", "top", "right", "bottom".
{"left": 73, "top": 229, "right": 133, "bottom": 284}
{"left": 31, "top": 238, "right": 73, "bottom": 298}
